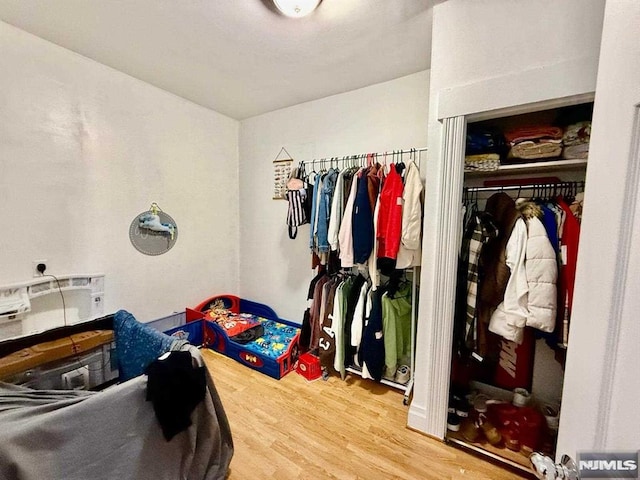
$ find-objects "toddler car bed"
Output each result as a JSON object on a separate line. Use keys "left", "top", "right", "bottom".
{"left": 0, "top": 311, "right": 233, "bottom": 480}
{"left": 183, "top": 295, "right": 300, "bottom": 380}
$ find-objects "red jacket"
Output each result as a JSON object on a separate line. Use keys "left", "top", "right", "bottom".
{"left": 556, "top": 197, "right": 580, "bottom": 347}
{"left": 377, "top": 164, "right": 404, "bottom": 259}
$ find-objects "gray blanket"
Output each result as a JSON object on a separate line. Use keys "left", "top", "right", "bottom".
{"left": 0, "top": 369, "right": 233, "bottom": 480}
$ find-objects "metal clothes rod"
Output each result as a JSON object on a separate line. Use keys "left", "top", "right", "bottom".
{"left": 464, "top": 181, "right": 585, "bottom": 193}
{"left": 299, "top": 146, "right": 427, "bottom": 169}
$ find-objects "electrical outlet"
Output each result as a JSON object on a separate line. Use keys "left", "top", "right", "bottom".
{"left": 61, "top": 366, "right": 90, "bottom": 390}
{"left": 32, "top": 260, "right": 48, "bottom": 277}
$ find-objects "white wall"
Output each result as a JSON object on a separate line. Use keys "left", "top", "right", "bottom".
{"left": 238, "top": 71, "right": 429, "bottom": 322}
{"left": 409, "top": 0, "right": 606, "bottom": 435}
{"left": 0, "top": 21, "right": 240, "bottom": 325}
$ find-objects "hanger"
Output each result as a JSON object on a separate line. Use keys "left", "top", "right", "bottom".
{"left": 396, "top": 150, "right": 406, "bottom": 176}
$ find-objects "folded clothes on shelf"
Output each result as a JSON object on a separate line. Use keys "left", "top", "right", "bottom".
{"left": 464, "top": 153, "right": 501, "bottom": 172}
{"left": 562, "top": 143, "right": 589, "bottom": 159}
{"left": 466, "top": 130, "right": 506, "bottom": 156}
{"left": 504, "top": 126, "right": 564, "bottom": 145}
{"left": 562, "top": 121, "right": 591, "bottom": 146}
{"left": 508, "top": 141, "right": 563, "bottom": 160}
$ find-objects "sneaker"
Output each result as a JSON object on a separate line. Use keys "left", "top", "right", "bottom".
{"left": 454, "top": 398, "right": 470, "bottom": 419}
{"left": 395, "top": 365, "right": 411, "bottom": 384}
{"left": 447, "top": 413, "right": 461, "bottom": 432}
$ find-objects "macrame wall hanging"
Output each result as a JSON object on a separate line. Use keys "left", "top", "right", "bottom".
{"left": 273, "top": 146, "right": 294, "bottom": 200}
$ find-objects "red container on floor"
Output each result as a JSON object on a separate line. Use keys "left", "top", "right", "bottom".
{"left": 296, "top": 352, "right": 321, "bottom": 381}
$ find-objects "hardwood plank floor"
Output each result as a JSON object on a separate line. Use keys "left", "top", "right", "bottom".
{"left": 202, "top": 350, "right": 528, "bottom": 480}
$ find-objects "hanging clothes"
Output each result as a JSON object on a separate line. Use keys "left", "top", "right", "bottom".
{"left": 359, "top": 287, "right": 386, "bottom": 382}
{"left": 381, "top": 282, "right": 412, "bottom": 381}
{"left": 456, "top": 211, "right": 498, "bottom": 354}
{"left": 309, "top": 173, "right": 322, "bottom": 251}
{"left": 300, "top": 268, "right": 327, "bottom": 351}
{"left": 318, "top": 278, "right": 340, "bottom": 369}
{"left": 367, "top": 188, "right": 383, "bottom": 290}
{"left": 309, "top": 273, "right": 330, "bottom": 350}
{"left": 349, "top": 279, "right": 370, "bottom": 367}
{"left": 327, "top": 169, "right": 347, "bottom": 252}
{"left": 539, "top": 204, "right": 560, "bottom": 254}
{"left": 476, "top": 192, "right": 522, "bottom": 360}
{"left": 342, "top": 168, "right": 356, "bottom": 211}
{"left": 317, "top": 168, "right": 338, "bottom": 254}
{"left": 332, "top": 276, "right": 354, "bottom": 379}
{"left": 343, "top": 274, "right": 367, "bottom": 369}
{"left": 352, "top": 171, "right": 374, "bottom": 264}
{"left": 338, "top": 172, "right": 361, "bottom": 268}
{"left": 396, "top": 161, "right": 424, "bottom": 269}
{"left": 377, "top": 163, "right": 404, "bottom": 261}
{"left": 556, "top": 196, "right": 580, "bottom": 348}
{"left": 366, "top": 162, "right": 381, "bottom": 213}
{"left": 486, "top": 198, "right": 560, "bottom": 344}
{"left": 488, "top": 217, "right": 528, "bottom": 344}
{"left": 519, "top": 201, "right": 557, "bottom": 333}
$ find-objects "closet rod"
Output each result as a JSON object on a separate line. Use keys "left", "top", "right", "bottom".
{"left": 464, "top": 181, "right": 585, "bottom": 193}
{"left": 299, "top": 146, "right": 427, "bottom": 168}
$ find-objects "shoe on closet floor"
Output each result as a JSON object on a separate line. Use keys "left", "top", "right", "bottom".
{"left": 454, "top": 397, "right": 470, "bottom": 419}
{"left": 395, "top": 365, "right": 411, "bottom": 384}
{"left": 447, "top": 412, "right": 461, "bottom": 432}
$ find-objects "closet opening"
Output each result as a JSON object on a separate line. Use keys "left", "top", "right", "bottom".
{"left": 445, "top": 102, "right": 593, "bottom": 474}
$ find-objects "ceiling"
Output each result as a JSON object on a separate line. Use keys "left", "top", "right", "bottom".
{"left": 0, "top": 0, "right": 436, "bottom": 120}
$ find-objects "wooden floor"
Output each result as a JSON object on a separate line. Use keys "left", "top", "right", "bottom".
{"left": 202, "top": 350, "right": 528, "bottom": 480}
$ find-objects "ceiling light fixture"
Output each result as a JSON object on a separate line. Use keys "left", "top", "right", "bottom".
{"left": 273, "top": 0, "right": 321, "bottom": 18}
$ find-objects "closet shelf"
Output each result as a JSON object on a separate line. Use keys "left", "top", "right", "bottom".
{"left": 465, "top": 158, "right": 587, "bottom": 177}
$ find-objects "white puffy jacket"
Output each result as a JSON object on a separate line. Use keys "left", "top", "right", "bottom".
{"left": 525, "top": 215, "right": 557, "bottom": 332}
{"left": 489, "top": 206, "right": 558, "bottom": 344}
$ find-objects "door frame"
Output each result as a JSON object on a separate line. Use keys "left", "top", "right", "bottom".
{"left": 408, "top": 57, "right": 599, "bottom": 447}
{"left": 409, "top": 0, "right": 640, "bottom": 465}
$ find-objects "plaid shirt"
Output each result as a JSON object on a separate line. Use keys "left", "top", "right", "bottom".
{"left": 461, "top": 213, "right": 498, "bottom": 351}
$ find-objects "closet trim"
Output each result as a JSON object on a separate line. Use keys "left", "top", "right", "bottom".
{"left": 437, "top": 56, "right": 598, "bottom": 121}
{"left": 594, "top": 105, "right": 640, "bottom": 449}
{"left": 411, "top": 92, "right": 598, "bottom": 441}
{"left": 408, "top": 116, "right": 465, "bottom": 437}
